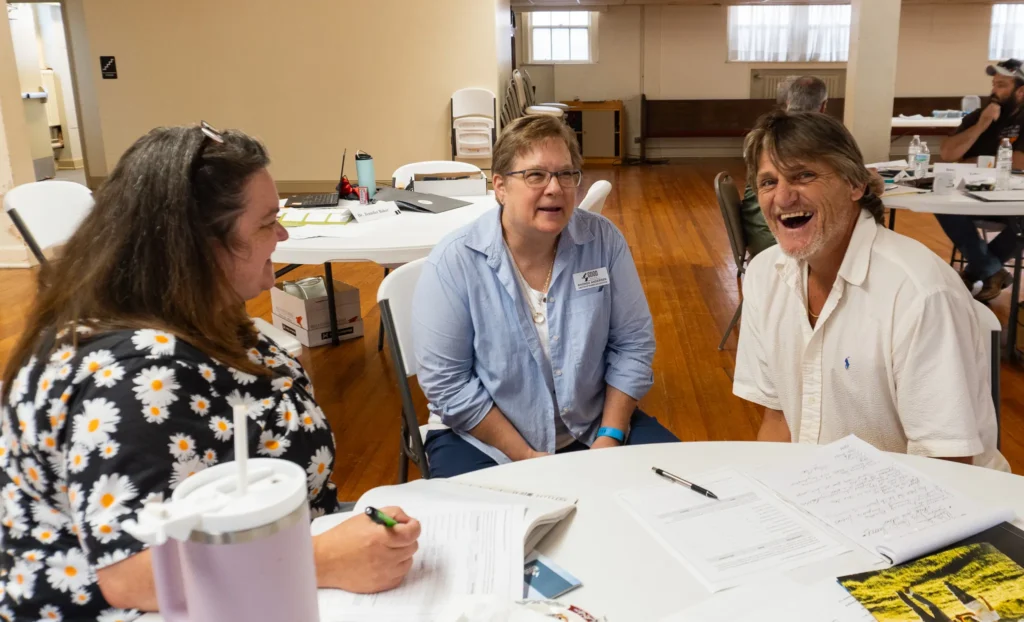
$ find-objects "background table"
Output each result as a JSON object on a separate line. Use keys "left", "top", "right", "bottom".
{"left": 891, "top": 117, "right": 963, "bottom": 129}
{"left": 273, "top": 193, "right": 496, "bottom": 346}
{"left": 457, "top": 442, "right": 1024, "bottom": 621}
{"left": 273, "top": 193, "right": 497, "bottom": 266}
{"left": 884, "top": 191, "right": 1024, "bottom": 357}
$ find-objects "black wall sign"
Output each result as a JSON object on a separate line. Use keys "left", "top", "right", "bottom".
{"left": 100, "top": 56, "right": 117, "bottom": 79}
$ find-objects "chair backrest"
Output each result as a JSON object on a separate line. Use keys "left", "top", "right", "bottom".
{"left": 578, "top": 180, "right": 612, "bottom": 215}
{"left": 713, "top": 172, "right": 747, "bottom": 271}
{"left": 501, "top": 82, "right": 522, "bottom": 125}
{"left": 391, "top": 161, "right": 483, "bottom": 189}
{"left": 377, "top": 258, "right": 428, "bottom": 377}
{"left": 520, "top": 70, "right": 540, "bottom": 107}
{"left": 972, "top": 298, "right": 1001, "bottom": 443}
{"left": 3, "top": 181, "right": 94, "bottom": 263}
{"left": 452, "top": 88, "right": 495, "bottom": 120}
{"left": 512, "top": 70, "right": 532, "bottom": 111}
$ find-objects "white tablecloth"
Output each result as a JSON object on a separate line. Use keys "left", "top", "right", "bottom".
{"left": 884, "top": 191, "right": 1024, "bottom": 216}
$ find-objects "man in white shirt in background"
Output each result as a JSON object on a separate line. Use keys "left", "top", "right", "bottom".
{"left": 732, "top": 110, "right": 1009, "bottom": 471}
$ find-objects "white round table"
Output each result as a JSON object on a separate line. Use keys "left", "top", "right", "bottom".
{"left": 272, "top": 194, "right": 497, "bottom": 266}
{"left": 456, "top": 442, "right": 1024, "bottom": 621}
{"left": 883, "top": 191, "right": 1024, "bottom": 359}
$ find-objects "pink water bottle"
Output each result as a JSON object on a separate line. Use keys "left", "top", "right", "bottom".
{"left": 124, "top": 407, "right": 319, "bottom": 622}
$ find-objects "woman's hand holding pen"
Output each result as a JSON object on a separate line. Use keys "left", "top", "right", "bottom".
{"left": 313, "top": 506, "right": 421, "bottom": 593}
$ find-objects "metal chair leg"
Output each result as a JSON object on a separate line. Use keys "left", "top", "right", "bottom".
{"left": 993, "top": 330, "right": 1001, "bottom": 450}
{"left": 378, "top": 267, "right": 390, "bottom": 352}
{"left": 398, "top": 427, "right": 410, "bottom": 484}
{"left": 718, "top": 302, "right": 742, "bottom": 351}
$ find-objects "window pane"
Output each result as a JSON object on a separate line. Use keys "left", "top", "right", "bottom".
{"left": 551, "top": 28, "right": 570, "bottom": 61}
{"left": 550, "top": 11, "right": 571, "bottom": 26}
{"left": 532, "top": 12, "right": 550, "bottom": 26}
{"left": 533, "top": 28, "right": 551, "bottom": 62}
{"left": 570, "top": 11, "right": 589, "bottom": 26}
{"left": 570, "top": 29, "right": 589, "bottom": 61}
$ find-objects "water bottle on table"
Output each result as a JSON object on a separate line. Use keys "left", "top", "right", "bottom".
{"left": 914, "top": 142, "right": 930, "bottom": 178}
{"left": 997, "top": 137, "right": 1013, "bottom": 190}
{"left": 908, "top": 135, "right": 921, "bottom": 172}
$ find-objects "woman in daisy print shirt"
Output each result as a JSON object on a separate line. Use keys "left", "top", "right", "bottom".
{"left": 0, "top": 125, "right": 420, "bottom": 621}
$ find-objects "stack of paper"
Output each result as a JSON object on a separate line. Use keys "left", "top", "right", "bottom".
{"left": 313, "top": 480, "right": 577, "bottom": 622}
{"left": 278, "top": 207, "right": 352, "bottom": 227}
{"left": 616, "top": 469, "right": 847, "bottom": 592}
{"left": 757, "top": 436, "right": 1015, "bottom": 565}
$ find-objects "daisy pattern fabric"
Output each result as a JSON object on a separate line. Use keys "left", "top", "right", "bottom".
{"left": 0, "top": 328, "right": 338, "bottom": 620}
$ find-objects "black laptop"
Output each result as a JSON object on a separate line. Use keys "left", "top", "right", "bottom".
{"left": 285, "top": 149, "right": 346, "bottom": 208}
{"left": 372, "top": 187, "right": 473, "bottom": 214}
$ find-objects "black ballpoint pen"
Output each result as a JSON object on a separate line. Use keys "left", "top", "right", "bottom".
{"left": 652, "top": 467, "right": 720, "bottom": 500}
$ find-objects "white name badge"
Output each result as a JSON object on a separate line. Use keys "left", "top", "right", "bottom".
{"left": 350, "top": 201, "right": 401, "bottom": 224}
{"left": 573, "top": 267, "right": 610, "bottom": 291}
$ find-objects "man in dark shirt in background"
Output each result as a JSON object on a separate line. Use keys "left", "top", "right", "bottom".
{"left": 937, "top": 59, "right": 1024, "bottom": 301}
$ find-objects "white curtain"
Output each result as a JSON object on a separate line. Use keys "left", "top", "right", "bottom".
{"left": 728, "top": 5, "right": 851, "bottom": 63}
{"left": 990, "top": 4, "right": 1024, "bottom": 61}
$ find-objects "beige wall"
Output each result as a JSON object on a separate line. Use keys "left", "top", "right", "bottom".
{"left": 516, "top": 3, "right": 996, "bottom": 158}
{"left": 895, "top": 4, "right": 992, "bottom": 97}
{"left": 66, "top": 0, "right": 509, "bottom": 186}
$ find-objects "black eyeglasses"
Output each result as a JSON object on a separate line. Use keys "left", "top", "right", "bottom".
{"left": 505, "top": 169, "right": 583, "bottom": 188}
{"left": 189, "top": 120, "right": 225, "bottom": 191}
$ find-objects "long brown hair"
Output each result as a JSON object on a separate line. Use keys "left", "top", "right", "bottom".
{"left": 743, "top": 110, "right": 885, "bottom": 224}
{"left": 2, "top": 125, "right": 271, "bottom": 401}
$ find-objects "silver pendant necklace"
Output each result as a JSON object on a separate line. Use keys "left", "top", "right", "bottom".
{"left": 508, "top": 244, "right": 556, "bottom": 325}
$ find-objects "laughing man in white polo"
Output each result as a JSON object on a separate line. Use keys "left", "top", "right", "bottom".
{"left": 732, "top": 110, "right": 1009, "bottom": 471}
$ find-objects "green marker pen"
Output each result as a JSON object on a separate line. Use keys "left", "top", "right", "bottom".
{"left": 365, "top": 506, "right": 398, "bottom": 528}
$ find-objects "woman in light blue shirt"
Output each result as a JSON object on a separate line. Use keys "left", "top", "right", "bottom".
{"left": 413, "top": 115, "right": 678, "bottom": 477}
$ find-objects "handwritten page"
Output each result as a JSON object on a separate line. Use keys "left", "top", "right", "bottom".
{"left": 658, "top": 578, "right": 874, "bottom": 622}
{"left": 617, "top": 469, "right": 847, "bottom": 592}
{"left": 317, "top": 503, "right": 524, "bottom": 622}
{"left": 758, "top": 436, "right": 1013, "bottom": 564}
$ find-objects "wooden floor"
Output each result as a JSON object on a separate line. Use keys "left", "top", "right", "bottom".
{"left": 1, "top": 161, "right": 1022, "bottom": 500}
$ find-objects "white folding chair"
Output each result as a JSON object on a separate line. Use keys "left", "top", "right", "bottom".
{"left": 3, "top": 180, "right": 93, "bottom": 264}
{"left": 376, "top": 161, "right": 485, "bottom": 351}
{"left": 451, "top": 88, "right": 496, "bottom": 159}
{"left": 391, "top": 160, "right": 484, "bottom": 190}
{"left": 578, "top": 180, "right": 612, "bottom": 216}
{"left": 519, "top": 69, "right": 569, "bottom": 112}
{"left": 377, "top": 258, "right": 441, "bottom": 482}
{"left": 973, "top": 299, "right": 1002, "bottom": 449}
{"left": 512, "top": 70, "right": 564, "bottom": 118}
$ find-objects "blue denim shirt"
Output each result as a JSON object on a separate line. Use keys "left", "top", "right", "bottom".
{"left": 412, "top": 206, "right": 655, "bottom": 465}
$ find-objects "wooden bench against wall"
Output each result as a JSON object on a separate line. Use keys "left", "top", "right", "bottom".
{"left": 639, "top": 95, "right": 983, "bottom": 159}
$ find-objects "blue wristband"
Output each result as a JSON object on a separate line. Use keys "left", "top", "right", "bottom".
{"left": 596, "top": 426, "right": 625, "bottom": 443}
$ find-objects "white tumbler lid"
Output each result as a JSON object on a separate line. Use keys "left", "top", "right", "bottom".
{"left": 124, "top": 459, "right": 308, "bottom": 545}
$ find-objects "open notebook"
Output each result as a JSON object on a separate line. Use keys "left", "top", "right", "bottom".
{"left": 758, "top": 436, "right": 1016, "bottom": 566}
{"left": 312, "top": 480, "right": 577, "bottom": 622}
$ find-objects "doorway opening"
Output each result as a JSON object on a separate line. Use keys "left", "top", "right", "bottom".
{"left": 7, "top": 2, "right": 86, "bottom": 185}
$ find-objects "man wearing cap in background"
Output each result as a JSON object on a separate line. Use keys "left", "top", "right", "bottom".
{"left": 936, "top": 59, "right": 1024, "bottom": 302}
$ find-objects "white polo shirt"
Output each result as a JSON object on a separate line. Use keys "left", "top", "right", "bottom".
{"left": 734, "top": 210, "right": 1009, "bottom": 471}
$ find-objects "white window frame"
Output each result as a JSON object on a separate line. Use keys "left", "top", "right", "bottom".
{"left": 523, "top": 11, "right": 598, "bottom": 65}
{"left": 989, "top": 4, "right": 1024, "bottom": 61}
